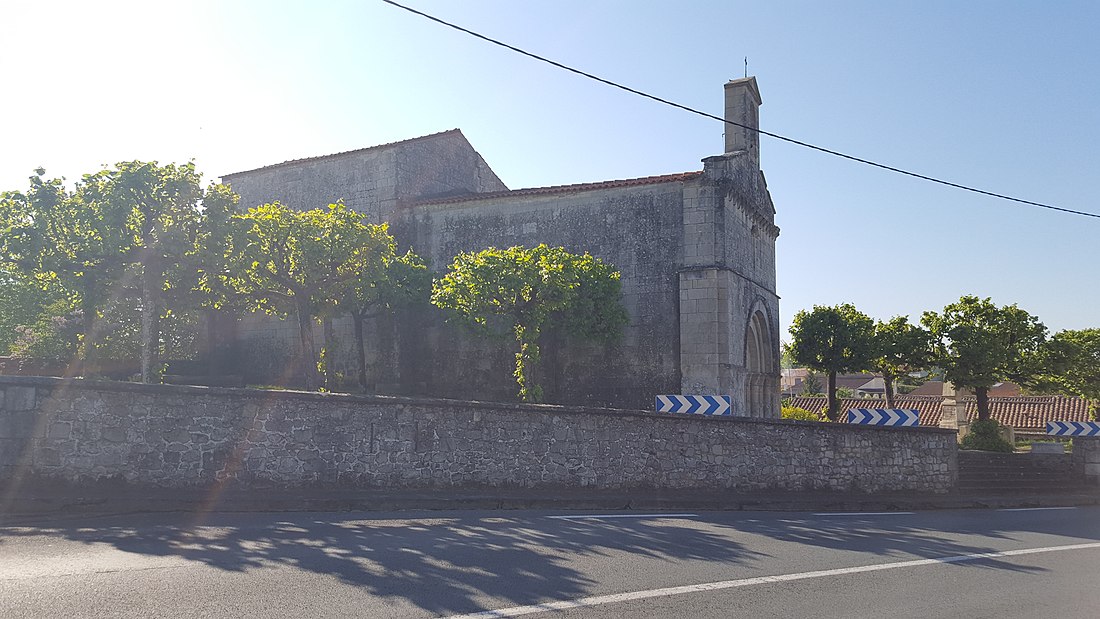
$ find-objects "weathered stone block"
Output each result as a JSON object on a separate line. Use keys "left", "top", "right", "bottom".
{"left": 102, "top": 427, "right": 126, "bottom": 443}
{"left": 47, "top": 422, "right": 71, "bottom": 439}
{"left": 3, "top": 387, "right": 36, "bottom": 412}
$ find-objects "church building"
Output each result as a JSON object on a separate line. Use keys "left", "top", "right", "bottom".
{"left": 221, "top": 77, "right": 781, "bottom": 416}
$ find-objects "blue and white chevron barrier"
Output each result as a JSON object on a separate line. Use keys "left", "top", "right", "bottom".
{"left": 1046, "top": 421, "right": 1100, "bottom": 437}
{"left": 656, "top": 395, "right": 732, "bottom": 416}
{"left": 847, "top": 408, "right": 920, "bottom": 427}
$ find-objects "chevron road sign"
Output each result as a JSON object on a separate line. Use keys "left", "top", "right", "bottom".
{"left": 1046, "top": 421, "right": 1100, "bottom": 437}
{"left": 847, "top": 408, "right": 920, "bottom": 427}
{"left": 655, "top": 395, "right": 732, "bottom": 416}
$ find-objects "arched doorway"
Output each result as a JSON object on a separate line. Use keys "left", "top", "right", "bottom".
{"left": 745, "top": 310, "right": 772, "bottom": 416}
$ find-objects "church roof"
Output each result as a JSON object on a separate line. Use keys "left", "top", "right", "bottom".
{"left": 221, "top": 129, "right": 464, "bottom": 179}
{"left": 410, "top": 171, "right": 704, "bottom": 206}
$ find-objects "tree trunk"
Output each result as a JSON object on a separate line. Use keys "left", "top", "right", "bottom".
{"left": 322, "top": 316, "right": 335, "bottom": 390}
{"left": 826, "top": 370, "right": 838, "bottom": 421}
{"left": 539, "top": 324, "right": 563, "bottom": 404}
{"left": 77, "top": 279, "right": 99, "bottom": 377}
{"left": 204, "top": 309, "right": 219, "bottom": 376}
{"left": 140, "top": 262, "right": 161, "bottom": 384}
{"left": 883, "top": 370, "right": 896, "bottom": 408}
{"left": 513, "top": 322, "right": 543, "bottom": 403}
{"left": 353, "top": 311, "right": 368, "bottom": 392}
{"left": 975, "top": 386, "right": 990, "bottom": 422}
{"left": 296, "top": 301, "right": 318, "bottom": 391}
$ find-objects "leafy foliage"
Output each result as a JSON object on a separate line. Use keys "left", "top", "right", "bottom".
{"left": 871, "top": 316, "right": 934, "bottom": 407}
{"left": 224, "top": 201, "right": 394, "bottom": 390}
{"left": 343, "top": 248, "right": 431, "bottom": 391}
{"left": 922, "top": 296, "right": 1047, "bottom": 421}
{"left": 0, "top": 169, "right": 129, "bottom": 369}
{"left": 0, "top": 270, "right": 57, "bottom": 355}
{"left": 78, "top": 161, "right": 205, "bottom": 382}
{"left": 786, "top": 304, "right": 875, "bottom": 420}
{"left": 1033, "top": 328, "right": 1100, "bottom": 419}
{"left": 800, "top": 370, "right": 824, "bottom": 396}
{"left": 960, "top": 419, "right": 1014, "bottom": 453}
{"left": 432, "top": 244, "right": 628, "bottom": 402}
{"left": 781, "top": 404, "right": 821, "bottom": 422}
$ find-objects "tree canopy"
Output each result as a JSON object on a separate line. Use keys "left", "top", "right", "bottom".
{"left": 0, "top": 169, "right": 131, "bottom": 371}
{"left": 342, "top": 248, "right": 431, "bottom": 391}
{"left": 871, "top": 316, "right": 934, "bottom": 408}
{"left": 922, "top": 296, "right": 1047, "bottom": 421}
{"left": 1034, "top": 328, "right": 1100, "bottom": 420}
{"left": 432, "top": 244, "right": 628, "bottom": 402}
{"left": 78, "top": 161, "right": 206, "bottom": 382}
{"left": 786, "top": 303, "right": 875, "bottom": 420}
{"left": 224, "top": 201, "right": 394, "bottom": 390}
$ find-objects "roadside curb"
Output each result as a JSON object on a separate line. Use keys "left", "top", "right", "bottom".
{"left": 3, "top": 486, "right": 1098, "bottom": 523}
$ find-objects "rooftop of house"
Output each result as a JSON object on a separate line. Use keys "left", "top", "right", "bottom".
{"left": 785, "top": 394, "right": 1091, "bottom": 430}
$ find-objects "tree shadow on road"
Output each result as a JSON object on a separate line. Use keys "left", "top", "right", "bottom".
{"left": 5, "top": 507, "right": 1098, "bottom": 615}
{"left": 723, "top": 507, "right": 1100, "bottom": 576}
{"left": 0, "top": 511, "right": 763, "bottom": 616}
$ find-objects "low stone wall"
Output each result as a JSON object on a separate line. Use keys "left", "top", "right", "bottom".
{"left": 0, "top": 376, "right": 957, "bottom": 494}
{"left": 1073, "top": 438, "right": 1100, "bottom": 485}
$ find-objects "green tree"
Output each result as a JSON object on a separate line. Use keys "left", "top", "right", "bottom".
{"left": 176, "top": 182, "right": 243, "bottom": 375}
{"left": 432, "top": 244, "right": 628, "bottom": 403}
{"left": 0, "top": 169, "right": 130, "bottom": 372}
{"left": 0, "top": 270, "right": 55, "bottom": 355}
{"left": 871, "top": 316, "right": 934, "bottom": 408}
{"left": 224, "top": 201, "right": 392, "bottom": 390}
{"left": 779, "top": 343, "right": 798, "bottom": 369}
{"left": 921, "top": 296, "right": 1047, "bottom": 421}
{"left": 1034, "top": 328, "right": 1100, "bottom": 420}
{"left": 79, "top": 161, "right": 204, "bottom": 383}
{"left": 343, "top": 249, "right": 430, "bottom": 392}
{"left": 785, "top": 304, "right": 875, "bottom": 421}
{"left": 799, "top": 370, "right": 823, "bottom": 396}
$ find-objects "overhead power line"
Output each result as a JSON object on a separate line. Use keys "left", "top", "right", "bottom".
{"left": 382, "top": 0, "right": 1100, "bottom": 220}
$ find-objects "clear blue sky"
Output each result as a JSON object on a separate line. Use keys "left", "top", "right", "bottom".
{"left": 3, "top": 1, "right": 1098, "bottom": 338}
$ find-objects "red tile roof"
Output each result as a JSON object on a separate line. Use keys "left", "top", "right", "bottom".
{"left": 222, "top": 129, "right": 464, "bottom": 179}
{"left": 785, "top": 395, "right": 1094, "bottom": 430}
{"left": 409, "top": 171, "right": 704, "bottom": 207}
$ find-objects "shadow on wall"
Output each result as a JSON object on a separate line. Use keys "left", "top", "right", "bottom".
{"left": 0, "top": 510, "right": 1071, "bottom": 615}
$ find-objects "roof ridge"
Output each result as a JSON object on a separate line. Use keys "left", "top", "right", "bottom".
{"left": 409, "top": 171, "right": 704, "bottom": 207}
{"left": 221, "top": 129, "right": 463, "bottom": 179}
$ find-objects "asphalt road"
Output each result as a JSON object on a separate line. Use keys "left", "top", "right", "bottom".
{"left": 3, "top": 506, "right": 1099, "bottom": 618}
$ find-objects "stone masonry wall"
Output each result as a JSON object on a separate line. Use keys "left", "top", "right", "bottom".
{"left": 391, "top": 181, "right": 689, "bottom": 407}
{"left": 1072, "top": 438, "right": 1100, "bottom": 486}
{"left": 0, "top": 377, "right": 958, "bottom": 494}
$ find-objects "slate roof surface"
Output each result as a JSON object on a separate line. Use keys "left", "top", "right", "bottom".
{"left": 222, "top": 129, "right": 464, "bottom": 179}
{"left": 785, "top": 395, "right": 1094, "bottom": 430}
{"left": 411, "top": 171, "right": 704, "bottom": 206}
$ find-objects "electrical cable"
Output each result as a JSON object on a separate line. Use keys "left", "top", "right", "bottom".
{"left": 382, "top": 0, "right": 1100, "bottom": 220}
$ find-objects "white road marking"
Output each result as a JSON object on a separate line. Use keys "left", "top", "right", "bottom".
{"left": 997, "top": 507, "right": 1079, "bottom": 512}
{"left": 812, "top": 512, "right": 914, "bottom": 516}
{"left": 445, "top": 541, "right": 1100, "bottom": 618}
{"left": 546, "top": 513, "right": 698, "bottom": 520}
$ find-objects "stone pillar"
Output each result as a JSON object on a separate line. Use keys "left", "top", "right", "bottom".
{"left": 679, "top": 153, "right": 733, "bottom": 399}
{"left": 938, "top": 381, "right": 970, "bottom": 441}
{"left": 1072, "top": 438, "right": 1100, "bottom": 486}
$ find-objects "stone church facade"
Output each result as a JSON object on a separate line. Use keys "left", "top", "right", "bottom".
{"left": 221, "top": 77, "right": 781, "bottom": 416}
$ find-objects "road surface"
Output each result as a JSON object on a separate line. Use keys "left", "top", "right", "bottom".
{"left": 3, "top": 506, "right": 1099, "bottom": 617}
